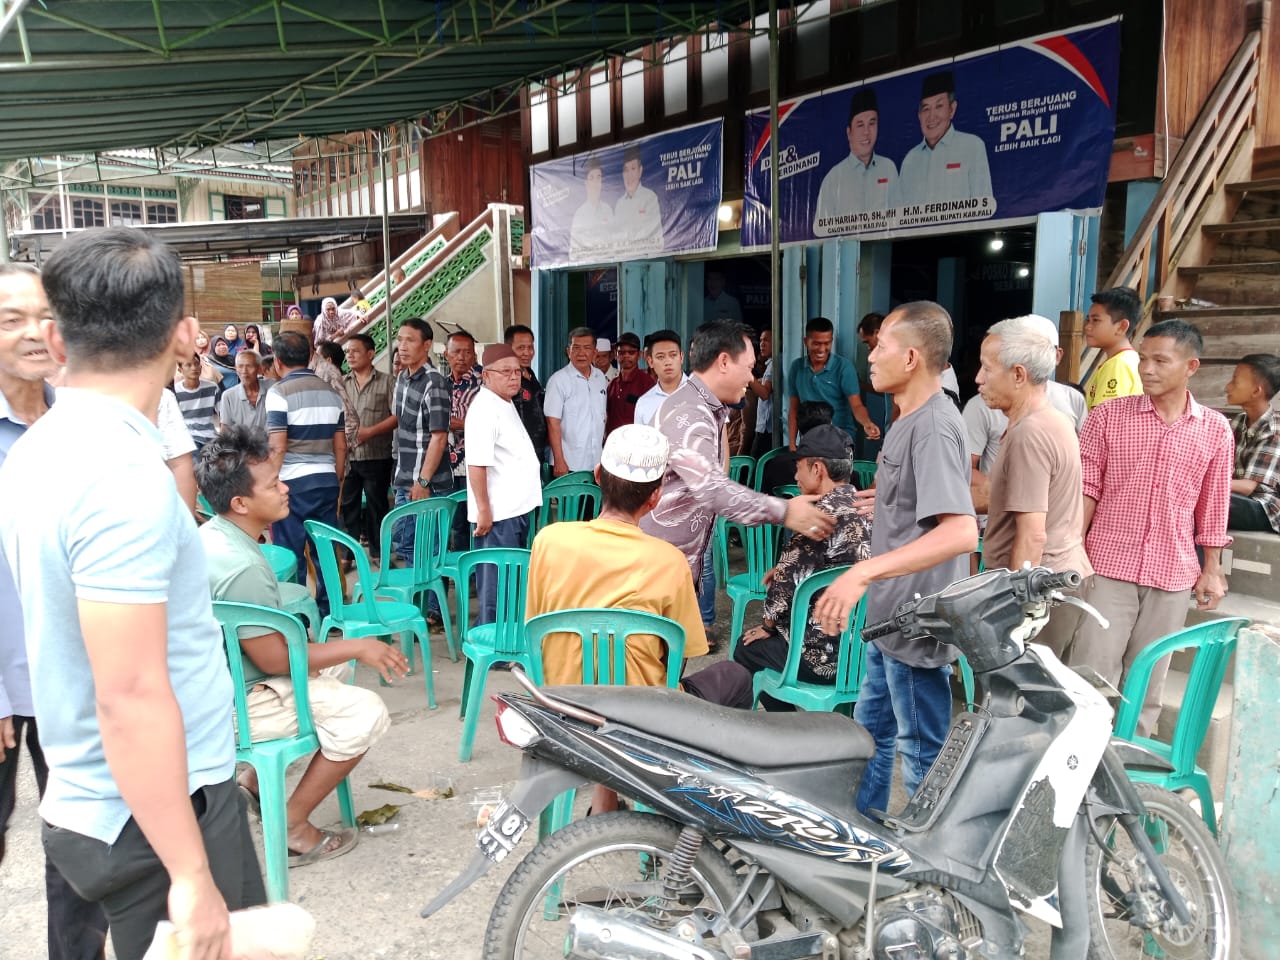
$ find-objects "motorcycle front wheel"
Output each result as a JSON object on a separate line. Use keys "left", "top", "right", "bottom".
{"left": 482, "top": 811, "right": 743, "bottom": 960}
{"left": 1085, "top": 782, "right": 1238, "bottom": 960}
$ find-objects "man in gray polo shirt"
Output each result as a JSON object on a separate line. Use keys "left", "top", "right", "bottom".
{"left": 0, "top": 229, "right": 264, "bottom": 960}
{"left": 816, "top": 301, "right": 978, "bottom": 818}
{"left": 217, "top": 348, "right": 274, "bottom": 431}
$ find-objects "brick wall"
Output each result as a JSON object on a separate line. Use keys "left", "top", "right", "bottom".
{"left": 184, "top": 260, "right": 264, "bottom": 328}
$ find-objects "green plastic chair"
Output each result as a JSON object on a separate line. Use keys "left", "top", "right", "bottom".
{"left": 772, "top": 483, "right": 800, "bottom": 498}
{"left": 545, "top": 470, "right": 597, "bottom": 490}
{"left": 1113, "top": 617, "right": 1247, "bottom": 835}
{"left": 278, "top": 582, "right": 320, "bottom": 638}
{"left": 852, "top": 459, "right": 877, "bottom": 490}
{"left": 303, "top": 520, "right": 437, "bottom": 709}
{"left": 715, "top": 517, "right": 782, "bottom": 656}
{"left": 753, "top": 447, "right": 786, "bottom": 491}
{"left": 260, "top": 543, "right": 299, "bottom": 584}
{"left": 196, "top": 492, "right": 215, "bottom": 521}
{"left": 526, "top": 607, "right": 686, "bottom": 838}
{"left": 436, "top": 489, "right": 475, "bottom": 632}
{"left": 728, "top": 455, "right": 755, "bottom": 488}
{"left": 371, "top": 497, "right": 459, "bottom": 661}
{"left": 455, "top": 548, "right": 538, "bottom": 762}
{"left": 527, "top": 480, "right": 601, "bottom": 547}
{"left": 212, "top": 601, "right": 356, "bottom": 903}
{"left": 751, "top": 566, "right": 866, "bottom": 713}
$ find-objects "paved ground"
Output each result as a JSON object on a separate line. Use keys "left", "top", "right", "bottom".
{"left": 0, "top": 623, "right": 1073, "bottom": 960}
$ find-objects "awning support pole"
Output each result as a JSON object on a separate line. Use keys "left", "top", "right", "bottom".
{"left": 768, "top": 0, "right": 782, "bottom": 447}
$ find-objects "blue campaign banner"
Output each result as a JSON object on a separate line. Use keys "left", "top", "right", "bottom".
{"left": 743, "top": 19, "right": 1120, "bottom": 247}
{"left": 530, "top": 118, "right": 724, "bottom": 269}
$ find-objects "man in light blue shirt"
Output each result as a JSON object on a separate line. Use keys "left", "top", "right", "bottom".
{"left": 898, "top": 71, "right": 994, "bottom": 209}
{"left": 787, "top": 316, "right": 882, "bottom": 450}
{"left": 813, "top": 86, "right": 899, "bottom": 236}
{"left": 0, "top": 230, "right": 263, "bottom": 960}
{"left": 0, "top": 263, "right": 108, "bottom": 960}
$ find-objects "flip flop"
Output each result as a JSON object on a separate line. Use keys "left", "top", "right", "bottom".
{"left": 238, "top": 784, "right": 261, "bottom": 822}
{"left": 288, "top": 827, "right": 358, "bottom": 868}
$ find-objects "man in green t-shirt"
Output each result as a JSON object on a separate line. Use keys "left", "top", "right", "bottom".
{"left": 197, "top": 425, "right": 405, "bottom": 867}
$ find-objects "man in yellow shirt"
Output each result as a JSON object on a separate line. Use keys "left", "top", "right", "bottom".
{"left": 529, "top": 423, "right": 751, "bottom": 703}
{"left": 1083, "top": 286, "right": 1142, "bottom": 409}
{"left": 528, "top": 423, "right": 752, "bottom": 813}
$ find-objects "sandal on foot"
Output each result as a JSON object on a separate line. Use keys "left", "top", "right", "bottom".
{"left": 288, "top": 827, "right": 358, "bottom": 868}
{"left": 238, "top": 784, "right": 261, "bottom": 822}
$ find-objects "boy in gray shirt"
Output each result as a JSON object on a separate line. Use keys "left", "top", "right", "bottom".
{"left": 816, "top": 302, "right": 978, "bottom": 817}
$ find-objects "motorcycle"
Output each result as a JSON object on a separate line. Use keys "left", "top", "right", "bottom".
{"left": 422, "top": 565, "right": 1237, "bottom": 959}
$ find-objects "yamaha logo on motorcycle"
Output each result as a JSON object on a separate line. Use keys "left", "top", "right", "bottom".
{"left": 422, "top": 566, "right": 1238, "bottom": 960}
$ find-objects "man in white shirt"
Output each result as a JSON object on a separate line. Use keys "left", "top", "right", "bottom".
{"left": 898, "top": 71, "right": 993, "bottom": 208}
{"left": 594, "top": 337, "right": 619, "bottom": 382}
{"left": 634, "top": 329, "right": 689, "bottom": 427}
{"left": 568, "top": 156, "right": 613, "bottom": 263}
{"left": 813, "top": 86, "right": 899, "bottom": 236}
{"left": 613, "top": 146, "right": 665, "bottom": 252}
{"left": 544, "top": 326, "right": 608, "bottom": 476}
{"left": 466, "top": 344, "right": 543, "bottom": 625}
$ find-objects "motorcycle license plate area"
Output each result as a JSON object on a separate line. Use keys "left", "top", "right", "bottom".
{"left": 477, "top": 800, "right": 531, "bottom": 863}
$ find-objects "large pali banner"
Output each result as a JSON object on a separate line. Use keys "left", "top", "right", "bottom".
{"left": 742, "top": 19, "right": 1120, "bottom": 247}
{"left": 530, "top": 118, "right": 724, "bottom": 269}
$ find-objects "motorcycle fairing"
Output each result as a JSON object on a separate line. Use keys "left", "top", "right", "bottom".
{"left": 990, "top": 645, "right": 1114, "bottom": 926}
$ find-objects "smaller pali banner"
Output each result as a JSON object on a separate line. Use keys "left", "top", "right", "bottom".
{"left": 530, "top": 118, "right": 724, "bottom": 269}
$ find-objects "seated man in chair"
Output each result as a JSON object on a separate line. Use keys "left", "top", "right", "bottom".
{"left": 733, "top": 425, "right": 872, "bottom": 710}
{"left": 196, "top": 425, "right": 406, "bottom": 866}
{"left": 528, "top": 423, "right": 754, "bottom": 812}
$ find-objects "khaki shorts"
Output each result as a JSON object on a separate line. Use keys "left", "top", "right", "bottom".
{"left": 238, "top": 663, "right": 390, "bottom": 762}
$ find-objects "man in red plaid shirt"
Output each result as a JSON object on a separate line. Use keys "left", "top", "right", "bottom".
{"left": 1068, "top": 320, "right": 1233, "bottom": 737}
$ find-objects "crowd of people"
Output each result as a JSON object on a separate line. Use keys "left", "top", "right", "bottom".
{"left": 1, "top": 224, "right": 1278, "bottom": 960}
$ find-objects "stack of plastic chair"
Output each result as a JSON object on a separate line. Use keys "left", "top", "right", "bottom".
{"left": 714, "top": 517, "right": 782, "bottom": 655}
{"left": 750, "top": 565, "right": 866, "bottom": 714}
{"left": 454, "top": 547, "right": 539, "bottom": 762}
{"left": 1113, "top": 617, "right": 1247, "bottom": 834}
{"left": 212, "top": 600, "right": 355, "bottom": 902}
{"left": 303, "top": 520, "right": 437, "bottom": 709}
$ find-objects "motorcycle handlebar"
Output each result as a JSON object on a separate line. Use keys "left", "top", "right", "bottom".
{"left": 1026, "top": 568, "right": 1082, "bottom": 594}
{"left": 861, "top": 616, "right": 902, "bottom": 642}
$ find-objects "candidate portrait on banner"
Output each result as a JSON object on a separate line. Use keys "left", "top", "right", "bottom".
{"left": 898, "top": 71, "right": 994, "bottom": 207}
{"left": 613, "top": 145, "right": 666, "bottom": 253}
{"left": 813, "top": 86, "right": 899, "bottom": 237}
{"left": 569, "top": 156, "right": 614, "bottom": 263}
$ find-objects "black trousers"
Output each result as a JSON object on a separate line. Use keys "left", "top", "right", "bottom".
{"left": 0, "top": 715, "right": 109, "bottom": 960}
{"left": 732, "top": 630, "right": 831, "bottom": 711}
{"left": 680, "top": 661, "right": 755, "bottom": 709}
{"left": 43, "top": 776, "right": 265, "bottom": 960}
{"left": 339, "top": 457, "right": 393, "bottom": 555}
{"left": 1229, "top": 492, "right": 1275, "bottom": 533}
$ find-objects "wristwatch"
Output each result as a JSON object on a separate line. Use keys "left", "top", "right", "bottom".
{"left": 416, "top": 476, "right": 431, "bottom": 489}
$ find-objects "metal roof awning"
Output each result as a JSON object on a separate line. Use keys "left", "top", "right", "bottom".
{"left": 0, "top": 1, "right": 774, "bottom": 164}
{"left": 10, "top": 214, "right": 430, "bottom": 261}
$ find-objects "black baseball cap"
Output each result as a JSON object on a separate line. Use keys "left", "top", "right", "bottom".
{"left": 786, "top": 424, "right": 855, "bottom": 460}
{"left": 616, "top": 331, "right": 641, "bottom": 350}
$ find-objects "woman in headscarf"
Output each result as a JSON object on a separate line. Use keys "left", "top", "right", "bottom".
{"left": 244, "top": 323, "right": 273, "bottom": 359}
{"left": 222, "top": 323, "right": 247, "bottom": 356}
{"left": 313, "top": 297, "right": 355, "bottom": 344}
{"left": 209, "top": 336, "right": 240, "bottom": 390}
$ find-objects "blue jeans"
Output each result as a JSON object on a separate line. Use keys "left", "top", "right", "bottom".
{"left": 853, "top": 643, "right": 953, "bottom": 817}
{"left": 698, "top": 545, "right": 716, "bottom": 627}
{"left": 270, "top": 473, "right": 339, "bottom": 619}
{"left": 473, "top": 511, "right": 531, "bottom": 625}
{"left": 392, "top": 477, "right": 454, "bottom": 564}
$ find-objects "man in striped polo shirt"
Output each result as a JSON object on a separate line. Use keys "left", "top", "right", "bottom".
{"left": 174, "top": 354, "right": 219, "bottom": 451}
{"left": 266, "top": 330, "right": 347, "bottom": 619}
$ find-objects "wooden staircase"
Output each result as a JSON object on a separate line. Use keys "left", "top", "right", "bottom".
{"left": 1161, "top": 177, "right": 1280, "bottom": 411}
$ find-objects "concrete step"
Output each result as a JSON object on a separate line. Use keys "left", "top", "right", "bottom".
{"left": 1222, "top": 530, "right": 1280, "bottom": 598}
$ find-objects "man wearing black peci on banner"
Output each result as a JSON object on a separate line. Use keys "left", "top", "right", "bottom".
{"left": 813, "top": 86, "right": 899, "bottom": 235}
{"left": 898, "top": 71, "right": 993, "bottom": 208}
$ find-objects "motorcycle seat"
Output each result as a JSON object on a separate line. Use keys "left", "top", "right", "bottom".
{"left": 541, "top": 684, "right": 875, "bottom": 768}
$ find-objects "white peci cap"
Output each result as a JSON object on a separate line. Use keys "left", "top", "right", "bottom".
{"left": 595, "top": 337, "right": 611, "bottom": 351}
{"left": 600, "top": 424, "right": 669, "bottom": 482}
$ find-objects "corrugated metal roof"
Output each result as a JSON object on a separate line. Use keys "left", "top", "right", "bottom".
{"left": 0, "top": 1, "right": 772, "bottom": 162}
